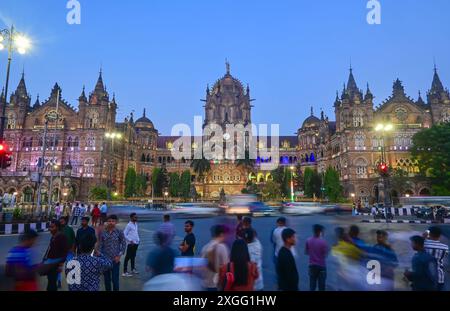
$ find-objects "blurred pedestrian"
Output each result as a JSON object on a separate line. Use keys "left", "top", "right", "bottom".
{"left": 65, "top": 234, "right": 112, "bottom": 291}
{"left": 146, "top": 231, "right": 176, "bottom": 277}
{"left": 54, "top": 202, "right": 62, "bottom": 220}
{"left": 70, "top": 203, "right": 82, "bottom": 226}
{"left": 243, "top": 228, "right": 263, "bottom": 291}
{"left": 219, "top": 239, "right": 259, "bottom": 291}
{"left": 42, "top": 220, "right": 68, "bottom": 291}
{"left": 371, "top": 230, "right": 398, "bottom": 291}
{"left": 331, "top": 227, "right": 363, "bottom": 291}
{"left": 158, "top": 214, "right": 176, "bottom": 246}
{"left": 349, "top": 225, "right": 369, "bottom": 251}
{"left": 242, "top": 217, "right": 256, "bottom": 236}
{"left": 75, "top": 217, "right": 96, "bottom": 255}
{"left": 91, "top": 204, "right": 101, "bottom": 227}
{"left": 60, "top": 216, "right": 76, "bottom": 259}
{"left": 404, "top": 235, "right": 438, "bottom": 291}
{"left": 98, "top": 215, "right": 126, "bottom": 291}
{"left": 5, "top": 230, "right": 39, "bottom": 291}
{"left": 276, "top": 228, "right": 299, "bottom": 291}
{"left": 424, "top": 227, "right": 449, "bottom": 291}
{"left": 305, "top": 224, "right": 329, "bottom": 291}
{"left": 235, "top": 215, "right": 244, "bottom": 239}
{"left": 179, "top": 220, "right": 196, "bottom": 256}
{"left": 201, "top": 225, "right": 229, "bottom": 291}
{"left": 271, "top": 217, "right": 287, "bottom": 265}
{"left": 123, "top": 213, "right": 140, "bottom": 277}
{"left": 100, "top": 202, "right": 108, "bottom": 225}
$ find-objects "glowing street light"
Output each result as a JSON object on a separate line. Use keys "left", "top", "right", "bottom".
{"left": 0, "top": 25, "right": 32, "bottom": 143}
{"left": 289, "top": 166, "right": 295, "bottom": 202}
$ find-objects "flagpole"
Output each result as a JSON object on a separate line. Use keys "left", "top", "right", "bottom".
{"left": 47, "top": 89, "right": 60, "bottom": 215}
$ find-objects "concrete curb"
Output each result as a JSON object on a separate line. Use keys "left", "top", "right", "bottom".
{"left": 361, "top": 219, "right": 439, "bottom": 224}
{"left": 0, "top": 222, "right": 50, "bottom": 235}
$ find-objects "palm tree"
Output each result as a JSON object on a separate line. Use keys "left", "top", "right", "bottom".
{"left": 190, "top": 157, "right": 211, "bottom": 198}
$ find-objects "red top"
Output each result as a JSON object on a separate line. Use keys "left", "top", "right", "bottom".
{"left": 91, "top": 206, "right": 101, "bottom": 217}
{"left": 219, "top": 261, "right": 259, "bottom": 291}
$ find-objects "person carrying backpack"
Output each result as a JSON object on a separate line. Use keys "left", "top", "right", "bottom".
{"left": 200, "top": 225, "right": 229, "bottom": 291}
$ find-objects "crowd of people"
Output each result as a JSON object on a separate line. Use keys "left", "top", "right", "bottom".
{"left": 4, "top": 208, "right": 449, "bottom": 292}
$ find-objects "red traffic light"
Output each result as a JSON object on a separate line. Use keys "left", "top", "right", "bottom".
{"left": 378, "top": 162, "right": 388, "bottom": 175}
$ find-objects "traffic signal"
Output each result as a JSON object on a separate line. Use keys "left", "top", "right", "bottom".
{"left": 378, "top": 162, "right": 389, "bottom": 176}
{"left": 0, "top": 142, "right": 12, "bottom": 169}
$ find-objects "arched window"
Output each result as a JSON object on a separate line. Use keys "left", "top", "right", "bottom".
{"left": 354, "top": 158, "right": 368, "bottom": 179}
{"left": 67, "top": 137, "right": 73, "bottom": 147}
{"left": 86, "top": 136, "right": 95, "bottom": 148}
{"left": 7, "top": 112, "right": 16, "bottom": 129}
{"left": 441, "top": 109, "right": 450, "bottom": 123}
{"left": 86, "top": 111, "right": 99, "bottom": 129}
{"left": 354, "top": 132, "right": 365, "bottom": 150}
{"left": 352, "top": 110, "right": 364, "bottom": 127}
{"left": 146, "top": 154, "right": 151, "bottom": 162}
{"left": 141, "top": 154, "right": 146, "bottom": 162}
{"left": 83, "top": 158, "right": 95, "bottom": 178}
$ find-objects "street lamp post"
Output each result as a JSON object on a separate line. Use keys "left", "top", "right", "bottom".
{"left": 0, "top": 25, "right": 31, "bottom": 143}
{"left": 104, "top": 132, "right": 122, "bottom": 200}
{"left": 375, "top": 123, "right": 394, "bottom": 209}
{"left": 289, "top": 166, "right": 295, "bottom": 202}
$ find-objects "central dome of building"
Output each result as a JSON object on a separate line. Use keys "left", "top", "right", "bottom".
{"left": 135, "top": 109, "right": 154, "bottom": 130}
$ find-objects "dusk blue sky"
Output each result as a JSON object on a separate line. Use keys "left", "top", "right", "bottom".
{"left": 0, "top": 0, "right": 449, "bottom": 135}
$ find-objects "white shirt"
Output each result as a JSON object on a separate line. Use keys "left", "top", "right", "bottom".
{"left": 272, "top": 226, "right": 287, "bottom": 257}
{"left": 247, "top": 238, "right": 264, "bottom": 290}
{"left": 124, "top": 221, "right": 140, "bottom": 244}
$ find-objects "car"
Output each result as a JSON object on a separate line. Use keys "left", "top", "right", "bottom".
{"left": 249, "top": 202, "right": 276, "bottom": 217}
{"left": 281, "top": 202, "right": 326, "bottom": 215}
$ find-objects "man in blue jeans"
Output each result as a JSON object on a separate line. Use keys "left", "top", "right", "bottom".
{"left": 98, "top": 215, "right": 126, "bottom": 291}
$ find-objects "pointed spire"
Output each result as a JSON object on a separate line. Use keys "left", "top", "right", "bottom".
{"left": 15, "top": 70, "right": 28, "bottom": 98}
{"left": 143, "top": 108, "right": 146, "bottom": 118}
{"left": 95, "top": 68, "right": 105, "bottom": 92}
{"left": 225, "top": 59, "right": 230, "bottom": 75}
{"left": 51, "top": 83, "right": 62, "bottom": 99}
{"left": 246, "top": 84, "right": 250, "bottom": 96}
{"left": 206, "top": 84, "right": 210, "bottom": 96}
{"left": 310, "top": 106, "right": 314, "bottom": 116}
{"left": 365, "top": 82, "right": 373, "bottom": 100}
{"left": 33, "top": 94, "right": 40, "bottom": 109}
{"left": 346, "top": 67, "right": 358, "bottom": 94}
{"left": 392, "top": 79, "right": 406, "bottom": 97}
{"left": 430, "top": 64, "right": 444, "bottom": 94}
{"left": 79, "top": 85, "right": 87, "bottom": 101}
{"left": 0, "top": 87, "right": 5, "bottom": 103}
{"left": 417, "top": 90, "right": 425, "bottom": 105}
{"left": 320, "top": 109, "right": 324, "bottom": 120}
{"left": 112, "top": 92, "right": 116, "bottom": 103}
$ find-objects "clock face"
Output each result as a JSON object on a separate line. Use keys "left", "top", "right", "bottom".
{"left": 45, "top": 110, "right": 61, "bottom": 121}
{"left": 395, "top": 107, "right": 408, "bottom": 122}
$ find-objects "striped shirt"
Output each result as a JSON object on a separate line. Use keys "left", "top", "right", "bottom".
{"left": 424, "top": 239, "right": 449, "bottom": 284}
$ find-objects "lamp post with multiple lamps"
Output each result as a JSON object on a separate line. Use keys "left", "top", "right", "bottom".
{"left": 0, "top": 25, "right": 31, "bottom": 143}
{"left": 104, "top": 132, "right": 122, "bottom": 200}
{"left": 375, "top": 123, "right": 394, "bottom": 209}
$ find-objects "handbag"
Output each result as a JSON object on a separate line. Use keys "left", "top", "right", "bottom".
{"left": 222, "top": 263, "right": 235, "bottom": 291}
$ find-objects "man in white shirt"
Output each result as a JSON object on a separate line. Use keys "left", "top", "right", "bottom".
{"left": 271, "top": 217, "right": 287, "bottom": 264}
{"left": 123, "top": 213, "right": 140, "bottom": 276}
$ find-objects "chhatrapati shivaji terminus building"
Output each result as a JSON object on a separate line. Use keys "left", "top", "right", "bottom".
{"left": 0, "top": 63, "right": 449, "bottom": 203}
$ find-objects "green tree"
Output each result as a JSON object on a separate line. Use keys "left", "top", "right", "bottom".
{"left": 90, "top": 186, "right": 108, "bottom": 200}
{"left": 304, "top": 168, "right": 322, "bottom": 198}
{"left": 293, "top": 163, "right": 304, "bottom": 192}
{"left": 323, "top": 167, "right": 343, "bottom": 202}
{"left": 124, "top": 167, "right": 137, "bottom": 198}
{"left": 169, "top": 172, "right": 180, "bottom": 197}
{"left": 191, "top": 156, "right": 211, "bottom": 197}
{"left": 261, "top": 181, "right": 282, "bottom": 200}
{"left": 135, "top": 174, "right": 148, "bottom": 197}
{"left": 411, "top": 123, "right": 450, "bottom": 195}
{"left": 151, "top": 167, "right": 163, "bottom": 197}
{"left": 242, "top": 180, "right": 259, "bottom": 194}
{"left": 180, "top": 170, "right": 192, "bottom": 199}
